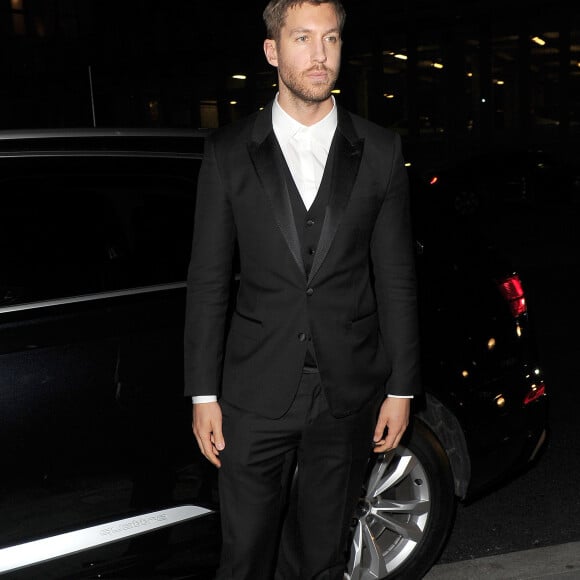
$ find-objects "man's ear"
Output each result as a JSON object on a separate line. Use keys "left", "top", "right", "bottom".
{"left": 264, "top": 38, "right": 278, "bottom": 67}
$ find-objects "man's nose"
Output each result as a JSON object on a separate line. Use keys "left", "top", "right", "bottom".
{"left": 311, "top": 39, "right": 327, "bottom": 63}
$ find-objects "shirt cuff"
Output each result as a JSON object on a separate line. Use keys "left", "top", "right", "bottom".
{"left": 192, "top": 395, "right": 218, "bottom": 404}
{"left": 192, "top": 395, "right": 412, "bottom": 402}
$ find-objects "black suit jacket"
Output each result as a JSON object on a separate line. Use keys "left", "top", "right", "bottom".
{"left": 184, "top": 101, "right": 422, "bottom": 418}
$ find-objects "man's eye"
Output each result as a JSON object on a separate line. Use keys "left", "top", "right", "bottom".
{"left": 325, "top": 35, "right": 338, "bottom": 43}
{"left": 296, "top": 35, "right": 307, "bottom": 42}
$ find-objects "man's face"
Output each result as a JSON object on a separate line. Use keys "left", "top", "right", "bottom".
{"left": 264, "top": 2, "right": 342, "bottom": 104}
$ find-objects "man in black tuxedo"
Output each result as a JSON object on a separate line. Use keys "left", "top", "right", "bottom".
{"left": 184, "top": 1, "right": 422, "bottom": 578}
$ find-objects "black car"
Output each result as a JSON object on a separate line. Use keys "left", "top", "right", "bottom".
{"left": 0, "top": 129, "right": 548, "bottom": 579}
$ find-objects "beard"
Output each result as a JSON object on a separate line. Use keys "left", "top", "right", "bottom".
{"left": 278, "top": 64, "right": 339, "bottom": 104}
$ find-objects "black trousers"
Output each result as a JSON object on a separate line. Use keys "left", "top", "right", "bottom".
{"left": 214, "top": 372, "right": 381, "bottom": 580}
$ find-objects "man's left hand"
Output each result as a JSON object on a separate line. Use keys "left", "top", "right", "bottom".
{"left": 372, "top": 397, "right": 411, "bottom": 453}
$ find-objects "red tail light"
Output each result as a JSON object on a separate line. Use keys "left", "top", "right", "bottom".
{"left": 496, "top": 273, "right": 527, "bottom": 317}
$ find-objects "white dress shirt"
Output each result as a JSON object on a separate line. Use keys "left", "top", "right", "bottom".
{"left": 272, "top": 93, "right": 337, "bottom": 210}
{"left": 192, "top": 95, "right": 410, "bottom": 402}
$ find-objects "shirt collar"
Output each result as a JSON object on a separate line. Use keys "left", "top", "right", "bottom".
{"left": 272, "top": 93, "right": 337, "bottom": 148}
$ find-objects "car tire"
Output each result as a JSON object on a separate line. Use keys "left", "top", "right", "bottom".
{"left": 345, "top": 418, "right": 457, "bottom": 580}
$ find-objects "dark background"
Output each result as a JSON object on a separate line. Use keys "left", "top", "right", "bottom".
{"left": 2, "top": 0, "right": 580, "bottom": 170}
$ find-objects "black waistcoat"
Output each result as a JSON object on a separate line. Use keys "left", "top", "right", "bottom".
{"left": 273, "top": 135, "right": 337, "bottom": 370}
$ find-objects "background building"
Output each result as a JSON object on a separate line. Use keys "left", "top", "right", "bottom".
{"left": 1, "top": 0, "right": 579, "bottom": 168}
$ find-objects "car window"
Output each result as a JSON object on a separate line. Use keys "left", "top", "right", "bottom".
{"left": 0, "top": 156, "right": 200, "bottom": 305}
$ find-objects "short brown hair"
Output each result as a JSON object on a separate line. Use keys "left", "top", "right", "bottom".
{"left": 263, "top": 0, "right": 346, "bottom": 41}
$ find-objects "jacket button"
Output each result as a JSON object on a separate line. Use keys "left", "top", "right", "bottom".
{"left": 306, "top": 288, "right": 314, "bottom": 296}
{"left": 306, "top": 219, "right": 315, "bottom": 227}
{"left": 298, "top": 333, "right": 307, "bottom": 342}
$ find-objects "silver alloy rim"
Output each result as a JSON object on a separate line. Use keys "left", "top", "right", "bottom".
{"left": 345, "top": 447, "right": 431, "bottom": 580}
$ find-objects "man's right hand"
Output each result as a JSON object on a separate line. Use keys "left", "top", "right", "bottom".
{"left": 192, "top": 401, "right": 224, "bottom": 468}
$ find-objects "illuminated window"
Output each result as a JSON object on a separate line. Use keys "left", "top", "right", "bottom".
{"left": 200, "top": 101, "right": 219, "bottom": 128}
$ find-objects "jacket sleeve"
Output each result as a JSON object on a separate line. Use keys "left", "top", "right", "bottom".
{"left": 183, "top": 135, "right": 237, "bottom": 397}
{"left": 371, "top": 132, "right": 422, "bottom": 397}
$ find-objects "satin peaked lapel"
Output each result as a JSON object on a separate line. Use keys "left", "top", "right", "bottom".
{"left": 307, "top": 120, "right": 364, "bottom": 285}
{"left": 247, "top": 128, "right": 306, "bottom": 279}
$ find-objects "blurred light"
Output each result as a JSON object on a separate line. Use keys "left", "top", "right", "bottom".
{"left": 432, "top": 62, "right": 444, "bottom": 69}
{"left": 531, "top": 36, "right": 546, "bottom": 46}
{"left": 35, "top": 19, "right": 46, "bottom": 36}
{"left": 229, "top": 101, "right": 238, "bottom": 105}
{"left": 147, "top": 100, "right": 159, "bottom": 122}
{"left": 461, "top": 370, "right": 469, "bottom": 378}
{"left": 467, "top": 72, "right": 473, "bottom": 78}
{"left": 487, "top": 337, "right": 496, "bottom": 350}
{"left": 404, "top": 162, "right": 412, "bottom": 168}
{"left": 394, "top": 53, "right": 408, "bottom": 60}
{"left": 331, "top": 89, "right": 341, "bottom": 94}
{"left": 429, "top": 175, "right": 438, "bottom": 185}
{"left": 495, "top": 394, "right": 506, "bottom": 408}
{"left": 383, "top": 93, "right": 395, "bottom": 99}
{"left": 232, "top": 74, "right": 247, "bottom": 80}
{"left": 494, "top": 79, "right": 505, "bottom": 85}
{"left": 524, "top": 381, "right": 546, "bottom": 405}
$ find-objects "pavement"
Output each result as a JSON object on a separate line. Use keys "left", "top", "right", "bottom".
{"left": 424, "top": 540, "right": 580, "bottom": 579}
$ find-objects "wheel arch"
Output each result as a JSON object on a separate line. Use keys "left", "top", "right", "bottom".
{"left": 415, "top": 393, "right": 471, "bottom": 499}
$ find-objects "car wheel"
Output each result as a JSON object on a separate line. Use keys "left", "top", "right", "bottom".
{"left": 345, "top": 419, "right": 457, "bottom": 580}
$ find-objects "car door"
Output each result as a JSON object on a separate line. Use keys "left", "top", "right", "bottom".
{"left": 0, "top": 150, "right": 220, "bottom": 578}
